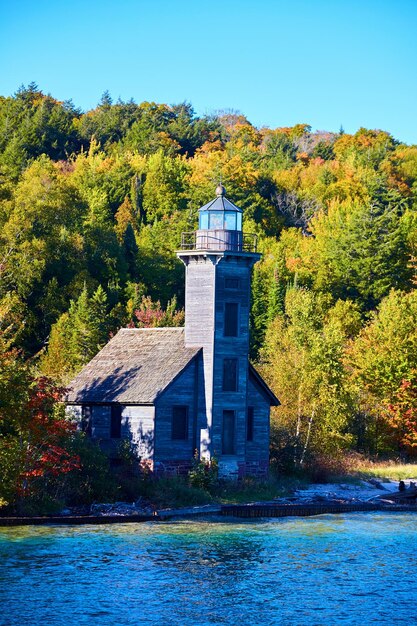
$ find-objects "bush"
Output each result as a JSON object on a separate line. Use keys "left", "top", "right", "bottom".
{"left": 188, "top": 451, "right": 218, "bottom": 491}
{"left": 62, "top": 434, "right": 118, "bottom": 505}
{"left": 269, "top": 426, "right": 304, "bottom": 475}
{"left": 304, "top": 452, "right": 359, "bottom": 483}
{"left": 111, "top": 438, "right": 147, "bottom": 501}
{"left": 140, "top": 476, "right": 212, "bottom": 509}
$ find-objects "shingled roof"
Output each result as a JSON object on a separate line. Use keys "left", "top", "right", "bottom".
{"left": 66, "top": 328, "right": 201, "bottom": 404}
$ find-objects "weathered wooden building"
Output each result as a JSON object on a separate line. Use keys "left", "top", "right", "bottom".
{"left": 66, "top": 185, "right": 279, "bottom": 478}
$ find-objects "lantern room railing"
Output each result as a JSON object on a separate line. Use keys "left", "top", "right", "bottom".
{"left": 180, "top": 230, "right": 258, "bottom": 253}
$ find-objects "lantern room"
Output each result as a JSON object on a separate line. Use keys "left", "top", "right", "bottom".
{"left": 198, "top": 183, "right": 243, "bottom": 232}
{"left": 179, "top": 184, "right": 257, "bottom": 253}
{"left": 196, "top": 184, "right": 244, "bottom": 252}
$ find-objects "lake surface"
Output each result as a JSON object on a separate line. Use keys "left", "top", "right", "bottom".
{"left": 0, "top": 512, "right": 416, "bottom": 626}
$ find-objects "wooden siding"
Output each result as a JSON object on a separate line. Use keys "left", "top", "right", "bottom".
{"left": 181, "top": 255, "right": 217, "bottom": 450}
{"left": 90, "top": 405, "right": 111, "bottom": 439}
{"left": 212, "top": 257, "right": 253, "bottom": 462}
{"left": 65, "top": 405, "right": 82, "bottom": 422}
{"left": 246, "top": 377, "right": 270, "bottom": 462}
{"left": 154, "top": 357, "right": 199, "bottom": 462}
{"left": 66, "top": 403, "right": 155, "bottom": 461}
{"left": 122, "top": 405, "right": 155, "bottom": 460}
{"left": 196, "top": 350, "right": 209, "bottom": 457}
{"left": 178, "top": 250, "right": 262, "bottom": 468}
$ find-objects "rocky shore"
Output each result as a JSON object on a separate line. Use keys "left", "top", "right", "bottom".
{"left": 278, "top": 478, "right": 417, "bottom": 506}
{"left": 59, "top": 499, "right": 156, "bottom": 518}
{"left": 1, "top": 478, "right": 416, "bottom": 526}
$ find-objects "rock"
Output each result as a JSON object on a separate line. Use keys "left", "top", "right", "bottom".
{"left": 367, "top": 478, "right": 386, "bottom": 490}
{"left": 89, "top": 501, "right": 154, "bottom": 516}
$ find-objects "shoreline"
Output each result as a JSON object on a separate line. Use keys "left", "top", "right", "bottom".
{"left": 2, "top": 478, "right": 416, "bottom": 527}
{"left": 1, "top": 503, "right": 417, "bottom": 527}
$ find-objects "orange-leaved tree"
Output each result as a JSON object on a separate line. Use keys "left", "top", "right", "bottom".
{"left": 0, "top": 348, "right": 81, "bottom": 508}
{"left": 386, "top": 374, "right": 417, "bottom": 457}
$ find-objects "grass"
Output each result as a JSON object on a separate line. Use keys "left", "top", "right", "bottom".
{"left": 137, "top": 474, "right": 308, "bottom": 510}
{"left": 352, "top": 462, "right": 417, "bottom": 482}
{"left": 131, "top": 460, "right": 417, "bottom": 510}
{"left": 303, "top": 455, "right": 417, "bottom": 485}
{"left": 214, "top": 475, "right": 307, "bottom": 504}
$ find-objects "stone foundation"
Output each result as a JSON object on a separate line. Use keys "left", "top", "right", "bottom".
{"left": 217, "top": 459, "right": 269, "bottom": 480}
{"left": 218, "top": 459, "right": 239, "bottom": 480}
{"left": 238, "top": 460, "right": 269, "bottom": 480}
{"left": 143, "top": 458, "right": 269, "bottom": 480}
{"left": 153, "top": 460, "right": 193, "bottom": 477}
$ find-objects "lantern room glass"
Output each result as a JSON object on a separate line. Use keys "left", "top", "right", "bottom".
{"left": 199, "top": 210, "right": 241, "bottom": 231}
{"left": 224, "top": 212, "right": 236, "bottom": 230}
{"left": 199, "top": 211, "right": 209, "bottom": 230}
{"left": 209, "top": 212, "right": 223, "bottom": 229}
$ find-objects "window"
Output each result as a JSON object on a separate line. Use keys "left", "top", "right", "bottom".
{"left": 110, "top": 405, "right": 122, "bottom": 438}
{"left": 209, "top": 212, "right": 223, "bottom": 229}
{"left": 222, "top": 410, "right": 235, "bottom": 454}
{"left": 224, "top": 212, "right": 236, "bottom": 230}
{"left": 224, "top": 303, "right": 238, "bottom": 337}
{"left": 81, "top": 405, "right": 92, "bottom": 436}
{"left": 172, "top": 406, "right": 188, "bottom": 440}
{"left": 225, "top": 278, "right": 240, "bottom": 289}
{"left": 223, "top": 358, "right": 238, "bottom": 392}
{"left": 247, "top": 407, "right": 254, "bottom": 442}
{"left": 199, "top": 211, "right": 209, "bottom": 229}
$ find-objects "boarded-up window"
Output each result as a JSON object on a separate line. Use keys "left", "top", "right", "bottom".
{"left": 222, "top": 410, "right": 235, "bottom": 454}
{"left": 172, "top": 406, "right": 188, "bottom": 440}
{"left": 225, "top": 278, "right": 239, "bottom": 289}
{"left": 110, "top": 405, "right": 122, "bottom": 438}
{"left": 81, "top": 405, "right": 92, "bottom": 436}
{"left": 223, "top": 358, "right": 238, "bottom": 391}
{"left": 224, "top": 303, "right": 238, "bottom": 337}
{"left": 247, "top": 406, "right": 254, "bottom": 442}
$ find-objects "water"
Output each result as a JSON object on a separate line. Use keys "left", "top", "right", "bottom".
{"left": 0, "top": 512, "right": 416, "bottom": 626}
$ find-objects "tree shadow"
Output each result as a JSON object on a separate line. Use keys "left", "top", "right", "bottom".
{"left": 66, "top": 364, "right": 142, "bottom": 403}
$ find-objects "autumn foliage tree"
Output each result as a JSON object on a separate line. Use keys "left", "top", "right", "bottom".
{"left": 386, "top": 374, "right": 417, "bottom": 457}
{"left": 129, "top": 295, "right": 184, "bottom": 328}
{"left": 0, "top": 366, "right": 81, "bottom": 509}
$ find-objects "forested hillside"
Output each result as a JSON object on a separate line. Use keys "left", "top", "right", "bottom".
{"left": 1, "top": 83, "right": 417, "bottom": 486}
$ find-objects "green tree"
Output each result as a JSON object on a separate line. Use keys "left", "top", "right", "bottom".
{"left": 142, "top": 151, "right": 189, "bottom": 222}
{"left": 78, "top": 93, "right": 139, "bottom": 148}
{"left": 261, "top": 129, "right": 297, "bottom": 170}
{"left": 40, "top": 285, "right": 112, "bottom": 381}
{"left": 0, "top": 84, "right": 81, "bottom": 179}
{"left": 309, "top": 197, "right": 413, "bottom": 310}
{"left": 260, "top": 289, "right": 361, "bottom": 466}
{"left": 347, "top": 289, "right": 417, "bottom": 453}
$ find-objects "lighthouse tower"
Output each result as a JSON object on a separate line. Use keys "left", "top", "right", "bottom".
{"left": 177, "top": 184, "right": 272, "bottom": 478}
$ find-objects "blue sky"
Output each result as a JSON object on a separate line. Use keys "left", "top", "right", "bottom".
{"left": 1, "top": 0, "right": 416, "bottom": 143}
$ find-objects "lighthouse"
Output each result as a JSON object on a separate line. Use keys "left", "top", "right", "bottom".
{"left": 67, "top": 185, "right": 278, "bottom": 480}
{"left": 177, "top": 184, "right": 277, "bottom": 477}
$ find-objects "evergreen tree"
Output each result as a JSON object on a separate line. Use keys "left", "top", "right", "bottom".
{"left": 123, "top": 223, "right": 139, "bottom": 279}
{"left": 40, "top": 285, "right": 111, "bottom": 381}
